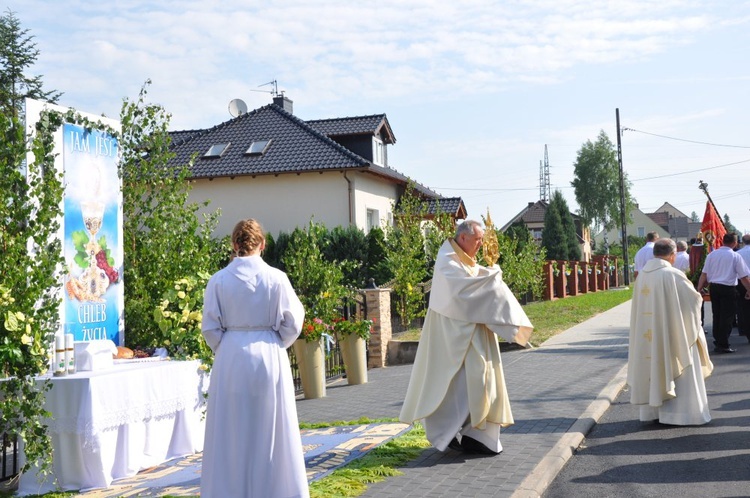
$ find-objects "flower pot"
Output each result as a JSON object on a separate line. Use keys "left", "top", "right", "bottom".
{"left": 339, "top": 334, "right": 368, "bottom": 385}
{"left": 293, "top": 338, "right": 326, "bottom": 399}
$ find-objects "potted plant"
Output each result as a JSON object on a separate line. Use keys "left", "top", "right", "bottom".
{"left": 333, "top": 317, "right": 372, "bottom": 385}
{"left": 293, "top": 318, "right": 330, "bottom": 398}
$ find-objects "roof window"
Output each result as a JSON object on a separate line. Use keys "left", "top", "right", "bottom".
{"left": 245, "top": 139, "right": 272, "bottom": 156}
{"left": 204, "top": 143, "right": 230, "bottom": 158}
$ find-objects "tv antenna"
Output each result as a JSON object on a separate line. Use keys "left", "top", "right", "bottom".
{"left": 249, "top": 79, "right": 280, "bottom": 97}
{"left": 228, "top": 98, "right": 248, "bottom": 117}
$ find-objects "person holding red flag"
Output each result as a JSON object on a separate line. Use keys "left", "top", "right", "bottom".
{"left": 696, "top": 233, "right": 750, "bottom": 354}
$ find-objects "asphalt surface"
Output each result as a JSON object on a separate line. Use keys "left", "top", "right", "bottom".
{"left": 544, "top": 304, "right": 750, "bottom": 498}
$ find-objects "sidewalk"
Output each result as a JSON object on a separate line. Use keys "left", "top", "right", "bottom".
{"left": 296, "top": 300, "right": 633, "bottom": 498}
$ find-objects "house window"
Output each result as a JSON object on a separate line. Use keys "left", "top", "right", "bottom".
{"left": 372, "top": 137, "right": 385, "bottom": 166}
{"left": 245, "top": 139, "right": 272, "bottom": 156}
{"left": 204, "top": 143, "right": 230, "bottom": 158}
{"left": 366, "top": 208, "right": 379, "bottom": 232}
{"left": 386, "top": 211, "right": 394, "bottom": 227}
{"left": 637, "top": 227, "right": 645, "bottom": 237}
{"left": 532, "top": 228, "right": 543, "bottom": 240}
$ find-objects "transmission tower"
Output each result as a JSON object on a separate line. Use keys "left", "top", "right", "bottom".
{"left": 539, "top": 144, "right": 551, "bottom": 202}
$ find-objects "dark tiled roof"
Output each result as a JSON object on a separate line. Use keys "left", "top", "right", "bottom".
{"left": 499, "top": 200, "right": 583, "bottom": 232}
{"left": 522, "top": 201, "right": 550, "bottom": 224}
{"left": 168, "top": 104, "right": 369, "bottom": 178}
{"left": 646, "top": 212, "right": 669, "bottom": 229}
{"left": 307, "top": 114, "right": 395, "bottom": 144}
{"left": 424, "top": 197, "right": 467, "bottom": 218}
{"left": 168, "top": 104, "right": 442, "bottom": 202}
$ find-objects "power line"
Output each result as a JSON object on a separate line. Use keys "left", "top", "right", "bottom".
{"left": 622, "top": 127, "right": 750, "bottom": 149}
{"left": 632, "top": 157, "right": 750, "bottom": 181}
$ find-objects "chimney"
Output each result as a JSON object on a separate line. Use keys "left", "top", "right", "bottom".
{"left": 273, "top": 95, "right": 293, "bottom": 114}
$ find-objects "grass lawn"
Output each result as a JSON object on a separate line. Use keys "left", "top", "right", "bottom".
{"left": 393, "top": 286, "right": 633, "bottom": 346}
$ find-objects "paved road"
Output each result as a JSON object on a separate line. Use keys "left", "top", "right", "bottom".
{"left": 544, "top": 304, "right": 750, "bottom": 498}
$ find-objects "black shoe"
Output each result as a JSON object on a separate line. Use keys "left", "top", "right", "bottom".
{"left": 713, "top": 347, "right": 736, "bottom": 354}
{"left": 459, "top": 436, "right": 500, "bottom": 455}
{"left": 448, "top": 437, "right": 463, "bottom": 452}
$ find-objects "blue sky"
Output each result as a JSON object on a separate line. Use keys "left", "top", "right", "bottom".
{"left": 8, "top": 0, "right": 750, "bottom": 233}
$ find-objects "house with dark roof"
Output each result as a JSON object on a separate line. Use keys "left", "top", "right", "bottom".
{"left": 594, "top": 204, "right": 669, "bottom": 247}
{"left": 645, "top": 202, "right": 696, "bottom": 242}
{"left": 168, "top": 96, "right": 466, "bottom": 237}
{"left": 500, "top": 200, "right": 592, "bottom": 262}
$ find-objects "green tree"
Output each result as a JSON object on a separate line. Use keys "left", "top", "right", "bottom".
{"left": 0, "top": 13, "right": 64, "bottom": 474}
{"left": 495, "top": 229, "right": 546, "bottom": 301}
{"left": 365, "top": 226, "right": 391, "bottom": 287}
{"left": 0, "top": 10, "right": 61, "bottom": 117}
{"left": 504, "top": 221, "right": 533, "bottom": 252}
{"left": 383, "top": 183, "right": 430, "bottom": 326}
{"left": 119, "top": 82, "right": 223, "bottom": 349}
{"left": 423, "top": 207, "right": 455, "bottom": 271}
{"left": 282, "top": 221, "right": 351, "bottom": 333}
{"left": 0, "top": 107, "right": 65, "bottom": 475}
{"left": 690, "top": 211, "right": 699, "bottom": 222}
{"left": 323, "top": 225, "right": 369, "bottom": 288}
{"left": 571, "top": 130, "right": 634, "bottom": 232}
{"left": 551, "top": 191, "right": 581, "bottom": 261}
{"left": 723, "top": 214, "right": 737, "bottom": 235}
{"left": 541, "top": 200, "right": 567, "bottom": 260}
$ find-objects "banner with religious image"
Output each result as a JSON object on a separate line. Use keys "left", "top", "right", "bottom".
{"left": 62, "top": 123, "right": 123, "bottom": 343}
{"left": 25, "top": 98, "right": 124, "bottom": 345}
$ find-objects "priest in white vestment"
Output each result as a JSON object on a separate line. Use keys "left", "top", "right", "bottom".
{"left": 628, "top": 238, "right": 713, "bottom": 426}
{"left": 400, "top": 220, "right": 533, "bottom": 454}
{"left": 201, "top": 219, "right": 309, "bottom": 498}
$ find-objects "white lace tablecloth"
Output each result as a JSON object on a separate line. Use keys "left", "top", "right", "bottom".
{"left": 19, "top": 360, "right": 209, "bottom": 495}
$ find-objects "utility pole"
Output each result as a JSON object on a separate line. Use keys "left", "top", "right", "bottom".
{"left": 616, "top": 108, "right": 629, "bottom": 285}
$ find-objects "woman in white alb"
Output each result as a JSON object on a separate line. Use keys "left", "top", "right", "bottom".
{"left": 200, "top": 219, "right": 308, "bottom": 498}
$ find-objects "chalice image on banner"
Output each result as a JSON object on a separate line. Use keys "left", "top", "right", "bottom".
{"left": 81, "top": 199, "right": 104, "bottom": 240}
{"left": 65, "top": 169, "right": 119, "bottom": 303}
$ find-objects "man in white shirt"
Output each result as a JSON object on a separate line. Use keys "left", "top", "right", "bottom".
{"left": 634, "top": 232, "right": 659, "bottom": 279}
{"left": 673, "top": 240, "right": 690, "bottom": 272}
{"left": 696, "top": 233, "right": 750, "bottom": 353}
{"left": 735, "top": 234, "right": 750, "bottom": 342}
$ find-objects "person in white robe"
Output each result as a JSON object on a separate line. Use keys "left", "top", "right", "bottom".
{"left": 400, "top": 220, "right": 533, "bottom": 454}
{"left": 628, "top": 238, "right": 713, "bottom": 426}
{"left": 201, "top": 219, "right": 309, "bottom": 498}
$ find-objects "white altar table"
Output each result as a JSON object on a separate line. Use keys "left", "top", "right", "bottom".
{"left": 18, "top": 360, "right": 207, "bottom": 495}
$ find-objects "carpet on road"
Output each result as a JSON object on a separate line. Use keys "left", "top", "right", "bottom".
{"left": 78, "top": 422, "right": 411, "bottom": 497}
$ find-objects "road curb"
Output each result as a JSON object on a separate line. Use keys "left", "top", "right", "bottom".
{"left": 510, "top": 362, "right": 629, "bottom": 498}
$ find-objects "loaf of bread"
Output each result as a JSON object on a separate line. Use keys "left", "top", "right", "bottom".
{"left": 114, "top": 346, "right": 134, "bottom": 359}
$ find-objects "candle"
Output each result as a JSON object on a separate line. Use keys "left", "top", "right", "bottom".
{"left": 65, "top": 334, "right": 76, "bottom": 374}
{"left": 54, "top": 335, "right": 66, "bottom": 377}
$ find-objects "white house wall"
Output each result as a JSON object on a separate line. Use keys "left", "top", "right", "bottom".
{"left": 188, "top": 171, "right": 399, "bottom": 238}
{"left": 350, "top": 173, "right": 399, "bottom": 231}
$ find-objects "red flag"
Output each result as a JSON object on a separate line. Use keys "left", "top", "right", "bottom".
{"left": 701, "top": 200, "right": 726, "bottom": 250}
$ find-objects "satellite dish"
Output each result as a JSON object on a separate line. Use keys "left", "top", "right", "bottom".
{"left": 228, "top": 98, "right": 248, "bottom": 117}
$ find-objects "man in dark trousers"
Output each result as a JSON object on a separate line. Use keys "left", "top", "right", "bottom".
{"left": 696, "top": 233, "right": 750, "bottom": 353}
{"left": 735, "top": 233, "right": 750, "bottom": 343}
